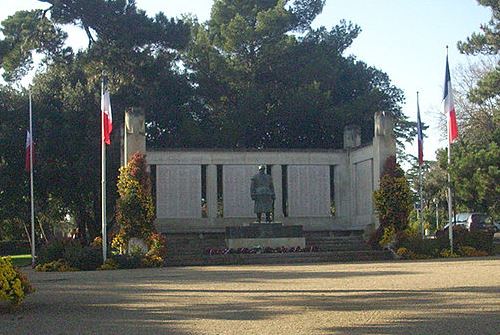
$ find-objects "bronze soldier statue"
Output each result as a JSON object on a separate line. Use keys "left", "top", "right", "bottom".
{"left": 250, "top": 165, "right": 275, "bottom": 223}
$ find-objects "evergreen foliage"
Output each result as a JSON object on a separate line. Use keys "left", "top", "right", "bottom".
{"left": 372, "top": 156, "right": 413, "bottom": 247}
{"left": 115, "top": 152, "right": 155, "bottom": 248}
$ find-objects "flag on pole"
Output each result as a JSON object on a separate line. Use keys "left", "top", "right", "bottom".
{"left": 443, "top": 55, "right": 458, "bottom": 143}
{"left": 417, "top": 93, "right": 423, "bottom": 166}
{"left": 25, "top": 130, "right": 33, "bottom": 172}
{"left": 101, "top": 84, "right": 112, "bottom": 145}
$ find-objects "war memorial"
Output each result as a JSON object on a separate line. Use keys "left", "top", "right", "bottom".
{"left": 122, "top": 108, "right": 396, "bottom": 265}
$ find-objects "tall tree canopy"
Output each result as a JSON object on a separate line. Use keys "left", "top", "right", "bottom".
{"left": 0, "top": 0, "right": 191, "bottom": 241}
{"left": 457, "top": 0, "right": 499, "bottom": 104}
{"left": 171, "top": 0, "right": 411, "bottom": 149}
{"left": 0, "top": 0, "right": 412, "bottom": 241}
{"left": 450, "top": 0, "right": 500, "bottom": 218}
{"left": 422, "top": 0, "right": 499, "bottom": 220}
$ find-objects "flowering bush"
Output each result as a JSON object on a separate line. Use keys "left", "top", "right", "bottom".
{"left": 99, "top": 258, "right": 119, "bottom": 271}
{"left": 35, "top": 259, "right": 78, "bottom": 272}
{"left": 0, "top": 257, "right": 34, "bottom": 306}
{"left": 111, "top": 230, "right": 127, "bottom": 254}
{"left": 142, "top": 254, "right": 164, "bottom": 267}
{"left": 379, "top": 225, "right": 396, "bottom": 249}
{"left": 439, "top": 249, "right": 460, "bottom": 258}
{"left": 458, "top": 246, "right": 488, "bottom": 257}
{"left": 147, "top": 232, "right": 167, "bottom": 259}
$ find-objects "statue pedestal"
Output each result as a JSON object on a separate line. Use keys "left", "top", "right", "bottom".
{"left": 225, "top": 223, "right": 305, "bottom": 249}
{"left": 246, "top": 221, "right": 282, "bottom": 226}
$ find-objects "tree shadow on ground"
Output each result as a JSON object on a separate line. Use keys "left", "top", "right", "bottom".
{"left": 2, "top": 264, "right": 498, "bottom": 334}
{"left": 323, "top": 311, "right": 499, "bottom": 335}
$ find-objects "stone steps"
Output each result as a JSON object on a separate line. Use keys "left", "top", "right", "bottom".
{"left": 164, "top": 231, "right": 393, "bottom": 266}
{"left": 166, "top": 250, "right": 393, "bottom": 267}
{"left": 305, "top": 234, "right": 370, "bottom": 252}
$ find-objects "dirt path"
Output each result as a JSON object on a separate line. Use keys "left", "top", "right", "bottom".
{"left": 1, "top": 258, "right": 499, "bottom": 335}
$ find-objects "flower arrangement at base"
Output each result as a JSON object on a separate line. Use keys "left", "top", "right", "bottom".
{"left": 205, "top": 245, "right": 319, "bottom": 255}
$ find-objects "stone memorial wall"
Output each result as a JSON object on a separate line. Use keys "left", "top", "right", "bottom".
{"left": 125, "top": 110, "right": 396, "bottom": 233}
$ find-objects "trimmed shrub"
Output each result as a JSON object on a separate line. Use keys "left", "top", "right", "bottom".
{"left": 397, "top": 226, "right": 494, "bottom": 259}
{"left": 397, "top": 231, "right": 446, "bottom": 258}
{"left": 436, "top": 226, "right": 494, "bottom": 254}
{"left": 37, "top": 238, "right": 103, "bottom": 271}
{"left": 63, "top": 244, "right": 103, "bottom": 271}
{"left": 37, "top": 238, "right": 77, "bottom": 265}
{"left": 110, "top": 254, "right": 142, "bottom": 269}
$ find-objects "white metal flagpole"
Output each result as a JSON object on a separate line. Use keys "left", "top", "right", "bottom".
{"left": 447, "top": 143, "right": 453, "bottom": 253}
{"left": 29, "top": 90, "right": 35, "bottom": 267}
{"left": 417, "top": 92, "right": 424, "bottom": 239}
{"left": 444, "top": 46, "right": 454, "bottom": 253}
{"left": 101, "top": 79, "right": 107, "bottom": 263}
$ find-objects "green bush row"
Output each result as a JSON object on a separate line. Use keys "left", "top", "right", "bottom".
{"left": 0, "top": 240, "right": 30, "bottom": 256}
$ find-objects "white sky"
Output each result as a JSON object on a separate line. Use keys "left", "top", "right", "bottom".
{"left": 0, "top": 0, "right": 492, "bottom": 162}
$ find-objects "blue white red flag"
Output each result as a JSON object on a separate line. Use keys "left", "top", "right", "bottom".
{"left": 25, "top": 130, "right": 33, "bottom": 172}
{"left": 101, "top": 83, "right": 112, "bottom": 145}
{"left": 417, "top": 95, "right": 423, "bottom": 166}
{"left": 443, "top": 55, "right": 458, "bottom": 143}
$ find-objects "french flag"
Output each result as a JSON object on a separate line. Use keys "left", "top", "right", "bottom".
{"left": 101, "top": 82, "right": 112, "bottom": 145}
{"left": 417, "top": 94, "right": 423, "bottom": 166}
{"left": 25, "top": 130, "right": 33, "bottom": 172}
{"left": 443, "top": 55, "right": 458, "bottom": 143}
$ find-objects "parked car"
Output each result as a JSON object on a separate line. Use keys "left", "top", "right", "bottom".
{"left": 493, "top": 221, "right": 500, "bottom": 233}
{"left": 442, "top": 212, "right": 495, "bottom": 233}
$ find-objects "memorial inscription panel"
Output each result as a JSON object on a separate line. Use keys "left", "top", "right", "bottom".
{"left": 287, "top": 165, "right": 331, "bottom": 217}
{"left": 354, "top": 159, "right": 373, "bottom": 215}
{"left": 156, "top": 165, "right": 201, "bottom": 218}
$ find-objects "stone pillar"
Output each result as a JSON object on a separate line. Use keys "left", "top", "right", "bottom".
{"left": 343, "top": 125, "right": 361, "bottom": 149}
{"left": 124, "top": 107, "right": 146, "bottom": 165}
{"left": 373, "top": 111, "right": 396, "bottom": 190}
{"left": 271, "top": 165, "right": 283, "bottom": 220}
{"left": 206, "top": 164, "right": 218, "bottom": 219}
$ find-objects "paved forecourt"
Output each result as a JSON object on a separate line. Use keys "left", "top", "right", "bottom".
{"left": 1, "top": 257, "right": 499, "bottom": 335}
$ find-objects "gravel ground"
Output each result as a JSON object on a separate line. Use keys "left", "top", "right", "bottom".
{"left": 1, "top": 257, "right": 499, "bottom": 335}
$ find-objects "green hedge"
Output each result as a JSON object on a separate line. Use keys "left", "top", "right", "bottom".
{"left": 0, "top": 240, "right": 30, "bottom": 256}
{"left": 398, "top": 227, "right": 494, "bottom": 258}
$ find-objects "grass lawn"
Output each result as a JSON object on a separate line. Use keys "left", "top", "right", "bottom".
{"left": 5, "top": 254, "right": 32, "bottom": 267}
